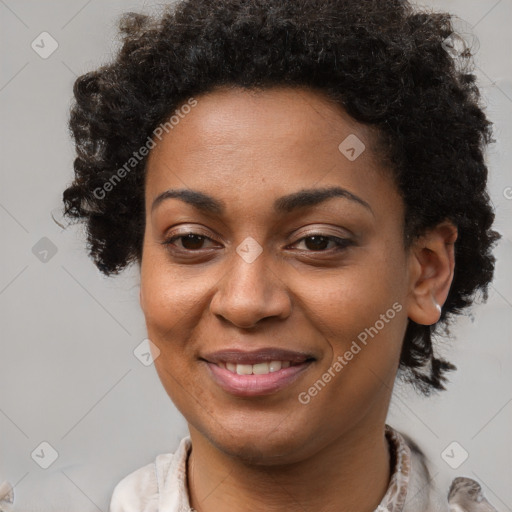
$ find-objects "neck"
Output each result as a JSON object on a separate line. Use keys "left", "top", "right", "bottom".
{"left": 186, "top": 422, "right": 391, "bottom": 512}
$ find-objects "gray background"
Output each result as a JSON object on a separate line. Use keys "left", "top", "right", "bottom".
{"left": 0, "top": 0, "right": 511, "bottom": 510}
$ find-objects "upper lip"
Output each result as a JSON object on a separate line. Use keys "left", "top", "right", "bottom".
{"left": 202, "top": 348, "right": 315, "bottom": 365}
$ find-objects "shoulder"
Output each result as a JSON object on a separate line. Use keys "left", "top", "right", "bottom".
{"left": 109, "top": 437, "right": 191, "bottom": 512}
{"left": 447, "top": 477, "right": 499, "bottom": 512}
{"left": 397, "top": 429, "right": 498, "bottom": 512}
{"left": 108, "top": 456, "right": 167, "bottom": 512}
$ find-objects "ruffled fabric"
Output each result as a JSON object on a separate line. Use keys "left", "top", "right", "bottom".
{"left": 376, "top": 426, "right": 411, "bottom": 512}
{"left": 0, "top": 481, "right": 14, "bottom": 512}
{"left": 107, "top": 425, "right": 498, "bottom": 512}
{"left": 376, "top": 427, "right": 498, "bottom": 512}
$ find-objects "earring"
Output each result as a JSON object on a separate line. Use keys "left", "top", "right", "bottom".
{"left": 435, "top": 302, "right": 442, "bottom": 314}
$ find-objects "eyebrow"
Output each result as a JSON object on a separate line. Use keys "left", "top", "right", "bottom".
{"left": 151, "top": 186, "right": 373, "bottom": 215}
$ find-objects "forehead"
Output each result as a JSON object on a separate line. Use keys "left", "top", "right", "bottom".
{"left": 144, "top": 86, "right": 397, "bottom": 219}
{"left": 148, "top": 86, "right": 377, "bottom": 167}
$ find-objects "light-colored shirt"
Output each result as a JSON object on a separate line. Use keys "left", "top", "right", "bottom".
{"left": 108, "top": 425, "right": 498, "bottom": 512}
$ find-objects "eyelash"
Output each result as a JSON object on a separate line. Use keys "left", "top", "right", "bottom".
{"left": 162, "top": 232, "right": 352, "bottom": 254}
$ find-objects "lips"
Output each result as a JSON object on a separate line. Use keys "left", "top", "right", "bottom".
{"left": 201, "top": 348, "right": 315, "bottom": 397}
{"left": 203, "top": 348, "right": 314, "bottom": 365}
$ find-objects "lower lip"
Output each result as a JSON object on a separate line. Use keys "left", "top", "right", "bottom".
{"left": 205, "top": 361, "right": 312, "bottom": 397}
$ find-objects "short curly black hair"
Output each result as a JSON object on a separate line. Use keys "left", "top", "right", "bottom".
{"left": 63, "top": 0, "right": 500, "bottom": 394}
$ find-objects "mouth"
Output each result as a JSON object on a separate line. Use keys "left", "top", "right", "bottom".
{"left": 217, "top": 359, "right": 299, "bottom": 375}
{"left": 201, "top": 348, "right": 316, "bottom": 397}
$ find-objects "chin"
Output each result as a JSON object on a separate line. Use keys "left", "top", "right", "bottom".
{"left": 198, "top": 416, "right": 323, "bottom": 466}
{"left": 217, "top": 437, "right": 307, "bottom": 466}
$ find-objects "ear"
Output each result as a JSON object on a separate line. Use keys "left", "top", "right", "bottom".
{"left": 406, "top": 221, "right": 458, "bottom": 326}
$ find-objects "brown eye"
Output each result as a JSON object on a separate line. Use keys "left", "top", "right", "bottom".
{"left": 303, "top": 236, "right": 330, "bottom": 251}
{"left": 179, "top": 234, "right": 207, "bottom": 250}
{"left": 164, "top": 233, "right": 215, "bottom": 251}
{"left": 294, "top": 235, "right": 351, "bottom": 252}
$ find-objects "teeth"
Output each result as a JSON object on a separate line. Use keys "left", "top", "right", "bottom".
{"left": 236, "top": 364, "right": 253, "bottom": 375}
{"left": 220, "top": 360, "right": 295, "bottom": 375}
{"left": 269, "top": 361, "right": 281, "bottom": 372}
{"left": 253, "top": 362, "right": 270, "bottom": 374}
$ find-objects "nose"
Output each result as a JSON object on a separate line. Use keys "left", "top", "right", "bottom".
{"left": 209, "top": 243, "right": 292, "bottom": 329}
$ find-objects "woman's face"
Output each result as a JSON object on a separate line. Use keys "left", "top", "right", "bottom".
{"left": 140, "top": 86, "right": 416, "bottom": 463}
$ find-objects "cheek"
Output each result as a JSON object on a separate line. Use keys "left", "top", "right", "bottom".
{"left": 304, "top": 245, "right": 409, "bottom": 369}
{"left": 298, "top": 274, "right": 407, "bottom": 419}
{"left": 139, "top": 247, "right": 223, "bottom": 351}
{"left": 140, "top": 238, "right": 194, "bottom": 325}
{"left": 311, "top": 283, "right": 406, "bottom": 370}
{"left": 307, "top": 248, "right": 406, "bottom": 320}
{"left": 140, "top": 269, "right": 199, "bottom": 336}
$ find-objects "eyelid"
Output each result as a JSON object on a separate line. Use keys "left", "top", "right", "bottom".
{"left": 292, "top": 225, "right": 353, "bottom": 238}
{"left": 288, "top": 224, "right": 354, "bottom": 244}
{"left": 290, "top": 234, "right": 352, "bottom": 251}
{"left": 163, "top": 224, "right": 221, "bottom": 242}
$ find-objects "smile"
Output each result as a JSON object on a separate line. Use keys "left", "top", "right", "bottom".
{"left": 201, "top": 348, "right": 316, "bottom": 396}
{"left": 217, "top": 360, "right": 293, "bottom": 375}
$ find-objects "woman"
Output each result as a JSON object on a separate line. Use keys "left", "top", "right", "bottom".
{"left": 63, "top": 0, "right": 501, "bottom": 510}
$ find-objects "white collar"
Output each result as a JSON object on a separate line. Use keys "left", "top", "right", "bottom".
{"left": 109, "top": 425, "right": 497, "bottom": 512}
